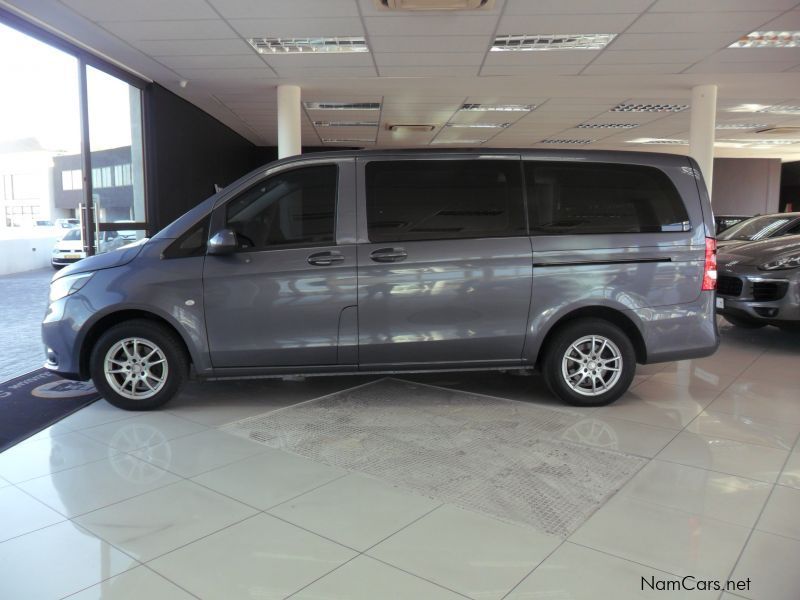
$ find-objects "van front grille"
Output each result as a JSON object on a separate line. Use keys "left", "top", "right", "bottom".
{"left": 717, "top": 276, "right": 743, "bottom": 297}
{"left": 752, "top": 281, "right": 788, "bottom": 302}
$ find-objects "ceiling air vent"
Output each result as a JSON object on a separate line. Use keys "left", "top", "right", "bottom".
{"left": 376, "top": 0, "right": 494, "bottom": 11}
{"left": 388, "top": 124, "right": 437, "bottom": 132}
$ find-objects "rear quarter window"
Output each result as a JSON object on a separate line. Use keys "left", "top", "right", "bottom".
{"left": 525, "top": 162, "right": 689, "bottom": 235}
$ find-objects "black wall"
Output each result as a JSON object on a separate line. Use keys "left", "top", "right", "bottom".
{"left": 781, "top": 161, "right": 800, "bottom": 212}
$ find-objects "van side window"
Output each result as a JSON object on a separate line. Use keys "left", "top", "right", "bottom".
{"left": 163, "top": 215, "right": 210, "bottom": 258}
{"left": 365, "top": 160, "right": 525, "bottom": 243}
{"left": 525, "top": 162, "right": 689, "bottom": 235}
{"left": 225, "top": 165, "right": 337, "bottom": 251}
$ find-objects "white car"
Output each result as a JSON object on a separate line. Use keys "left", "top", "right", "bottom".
{"left": 51, "top": 229, "right": 131, "bottom": 268}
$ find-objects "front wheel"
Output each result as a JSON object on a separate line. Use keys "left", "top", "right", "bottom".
{"left": 542, "top": 318, "right": 636, "bottom": 407}
{"left": 90, "top": 319, "right": 188, "bottom": 410}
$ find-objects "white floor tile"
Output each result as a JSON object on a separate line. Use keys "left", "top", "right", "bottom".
{"left": 368, "top": 504, "right": 560, "bottom": 600}
{"left": 778, "top": 451, "right": 800, "bottom": 489}
{"left": 506, "top": 541, "right": 716, "bottom": 600}
{"left": 559, "top": 415, "right": 679, "bottom": 458}
{"left": 131, "top": 428, "right": 268, "bottom": 478}
{"left": 149, "top": 513, "right": 356, "bottom": 600}
{"left": 599, "top": 380, "right": 717, "bottom": 429}
{"left": 18, "top": 454, "right": 180, "bottom": 517}
{"left": 65, "top": 566, "right": 194, "bottom": 600}
{"left": 0, "top": 431, "right": 115, "bottom": 483}
{"left": 732, "top": 530, "right": 800, "bottom": 600}
{"left": 656, "top": 431, "right": 788, "bottom": 483}
{"left": 75, "top": 480, "right": 258, "bottom": 561}
{"left": 756, "top": 485, "right": 800, "bottom": 541}
{"left": 0, "top": 475, "right": 8, "bottom": 489}
{"left": 0, "top": 485, "right": 65, "bottom": 542}
{"left": 709, "top": 380, "right": 800, "bottom": 426}
{"left": 0, "top": 521, "right": 138, "bottom": 599}
{"left": 686, "top": 410, "right": 800, "bottom": 451}
{"left": 269, "top": 473, "right": 439, "bottom": 551}
{"left": 570, "top": 495, "right": 751, "bottom": 580}
{"left": 51, "top": 400, "right": 137, "bottom": 433}
{"left": 191, "top": 449, "right": 347, "bottom": 510}
{"left": 80, "top": 413, "right": 208, "bottom": 452}
{"left": 649, "top": 363, "right": 736, "bottom": 394}
{"left": 291, "top": 555, "right": 464, "bottom": 600}
{"left": 617, "top": 460, "right": 771, "bottom": 528}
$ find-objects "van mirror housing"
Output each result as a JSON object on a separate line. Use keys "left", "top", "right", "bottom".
{"left": 207, "top": 229, "right": 238, "bottom": 255}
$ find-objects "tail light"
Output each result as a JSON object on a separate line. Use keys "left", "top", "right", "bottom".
{"left": 702, "top": 237, "right": 717, "bottom": 291}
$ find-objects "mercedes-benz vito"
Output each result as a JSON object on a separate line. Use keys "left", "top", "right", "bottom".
{"left": 42, "top": 150, "right": 719, "bottom": 410}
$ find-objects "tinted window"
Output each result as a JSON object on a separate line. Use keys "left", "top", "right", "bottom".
{"left": 717, "top": 215, "right": 793, "bottom": 241}
{"left": 163, "top": 216, "right": 210, "bottom": 259}
{"left": 224, "top": 165, "right": 337, "bottom": 251}
{"left": 365, "top": 160, "right": 525, "bottom": 243}
{"left": 525, "top": 162, "right": 689, "bottom": 235}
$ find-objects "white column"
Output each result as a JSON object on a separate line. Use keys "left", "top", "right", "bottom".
{"left": 277, "top": 84, "right": 301, "bottom": 159}
{"left": 689, "top": 84, "right": 718, "bottom": 199}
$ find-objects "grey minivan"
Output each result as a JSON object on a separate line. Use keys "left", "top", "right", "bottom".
{"left": 42, "top": 150, "right": 719, "bottom": 410}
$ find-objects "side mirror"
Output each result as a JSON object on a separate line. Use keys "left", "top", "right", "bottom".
{"left": 207, "top": 229, "right": 238, "bottom": 255}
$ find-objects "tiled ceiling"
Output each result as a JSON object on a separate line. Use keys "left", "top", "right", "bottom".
{"left": 4, "top": 0, "right": 800, "bottom": 158}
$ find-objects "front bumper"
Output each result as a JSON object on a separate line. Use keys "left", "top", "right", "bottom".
{"left": 717, "top": 267, "right": 800, "bottom": 323}
{"left": 51, "top": 255, "right": 84, "bottom": 266}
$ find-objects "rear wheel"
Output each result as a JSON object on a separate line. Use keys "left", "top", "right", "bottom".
{"left": 90, "top": 319, "right": 188, "bottom": 410}
{"left": 542, "top": 318, "right": 636, "bottom": 407}
{"left": 721, "top": 313, "right": 767, "bottom": 329}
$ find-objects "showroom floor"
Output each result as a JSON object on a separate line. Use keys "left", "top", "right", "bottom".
{"left": 0, "top": 320, "right": 798, "bottom": 600}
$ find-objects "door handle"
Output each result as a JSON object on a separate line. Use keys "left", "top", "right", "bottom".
{"left": 370, "top": 247, "right": 408, "bottom": 263}
{"left": 307, "top": 251, "right": 345, "bottom": 266}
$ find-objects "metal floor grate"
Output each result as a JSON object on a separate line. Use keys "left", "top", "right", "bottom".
{"left": 221, "top": 378, "right": 645, "bottom": 537}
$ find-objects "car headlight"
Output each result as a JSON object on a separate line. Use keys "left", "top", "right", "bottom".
{"left": 759, "top": 254, "right": 800, "bottom": 271}
{"left": 49, "top": 272, "right": 94, "bottom": 303}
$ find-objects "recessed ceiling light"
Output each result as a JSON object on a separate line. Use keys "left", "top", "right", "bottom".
{"left": 540, "top": 139, "right": 594, "bottom": 144}
{"left": 626, "top": 138, "right": 688, "bottom": 145}
{"left": 460, "top": 103, "right": 534, "bottom": 112}
{"left": 758, "top": 104, "right": 800, "bottom": 115}
{"left": 321, "top": 137, "right": 375, "bottom": 143}
{"left": 304, "top": 102, "right": 381, "bottom": 111}
{"left": 720, "top": 138, "right": 800, "bottom": 146}
{"left": 576, "top": 123, "right": 639, "bottom": 129}
{"left": 445, "top": 122, "right": 510, "bottom": 129}
{"left": 248, "top": 37, "right": 369, "bottom": 54}
{"left": 728, "top": 31, "right": 800, "bottom": 49}
{"left": 612, "top": 103, "right": 688, "bottom": 113}
{"left": 431, "top": 139, "right": 487, "bottom": 144}
{"left": 387, "top": 124, "right": 437, "bottom": 132}
{"left": 377, "top": 0, "right": 494, "bottom": 10}
{"left": 491, "top": 33, "right": 616, "bottom": 51}
{"left": 726, "top": 103, "right": 771, "bottom": 113}
{"left": 715, "top": 123, "right": 769, "bottom": 130}
{"left": 313, "top": 121, "right": 378, "bottom": 127}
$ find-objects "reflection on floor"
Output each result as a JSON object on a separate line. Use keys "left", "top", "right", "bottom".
{"left": 0, "top": 320, "right": 798, "bottom": 599}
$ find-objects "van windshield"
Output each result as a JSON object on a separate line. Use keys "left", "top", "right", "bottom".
{"left": 717, "top": 215, "right": 791, "bottom": 241}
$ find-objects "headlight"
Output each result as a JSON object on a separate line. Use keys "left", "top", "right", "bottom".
{"left": 759, "top": 254, "right": 800, "bottom": 270}
{"left": 49, "top": 272, "right": 94, "bottom": 303}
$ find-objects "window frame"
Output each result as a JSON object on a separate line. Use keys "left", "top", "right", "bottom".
{"left": 524, "top": 159, "right": 691, "bottom": 237}
{"left": 359, "top": 154, "right": 528, "bottom": 244}
{"left": 209, "top": 162, "right": 341, "bottom": 254}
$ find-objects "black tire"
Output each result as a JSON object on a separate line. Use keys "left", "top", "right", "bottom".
{"left": 89, "top": 319, "right": 188, "bottom": 410}
{"left": 721, "top": 313, "right": 767, "bottom": 329}
{"left": 542, "top": 318, "right": 636, "bottom": 407}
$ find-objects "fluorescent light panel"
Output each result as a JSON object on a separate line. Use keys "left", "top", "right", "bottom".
{"left": 612, "top": 103, "right": 688, "bottom": 113}
{"left": 540, "top": 139, "right": 594, "bottom": 144}
{"left": 321, "top": 137, "right": 375, "bottom": 143}
{"left": 715, "top": 123, "right": 768, "bottom": 130}
{"left": 446, "top": 122, "right": 510, "bottom": 129}
{"left": 759, "top": 105, "right": 800, "bottom": 115}
{"left": 720, "top": 138, "right": 800, "bottom": 146}
{"left": 313, "top": 121, "right": 378, "bottom": 127}
{"left": 460, "top": 103, "right": 534, "bottom": 112}
{"left": 492, "top": 33, "right": 616, "bottom": 51}
{"left": 304, "top": 102, "right": 381, "bottom": 111}
{"left": 626, "top": 138, "right": 688, "bottom": 145}
{"left": 576, "top": 123, "right": 639, "bottom": 129}
{"left": 728, "top": 31, "right": 800, "bottom": 49}
{"left": 248, "top": 37, "right": 368, "bottom": 54}
{"left": 431, "top": 139, "right": 487, "bottom": 144}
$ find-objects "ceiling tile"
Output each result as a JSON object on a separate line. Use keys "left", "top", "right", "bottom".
{"left": 227, "top": 17, "right": 365, "bottom": 38}
{"left": 610, "top": 32, "right": 741, "bottom": 50}
{"left": 480, "top": 65, "right": 584, "bottom": 75}
{"left": 274, "top": 66, "right": 378, "bottom": 77}
{"left": 134, "top": 39, "right": 254, "bottom": 56}
{"left": 157, "top": 54, "right": 266, "bottom": 70}
{"left": 61, "top": 0, "right": 217, "bottom": 21}
{"left": 484, "top": 51, "right": 600, "bottom": 66}
{"left": 262, "top": 53, "right": 374, "bottom": 68}
{"left": 358, "top": 0, "right": 506, "bottom": 16}
{"left": 364, "top": 16, "right": 498, "bottom": 36}
{"left": 759, "top": 11, "right": 800, "bottom": 30}
{"left": 174, "top": 67, "right": 276, "bottom": 80}
{"left": 368, "top": 35, "right": 490, "bottom": 53}
{"left": 374, "top": 53, "right": 485, "bottom": 66}
{"left": 100, "top": 20, "right": 235, "bottom": 41}
{"left": 583, "top": 63, "right": 690, "bottom": 74}
{"left": 496, "top": 13, "right": 639, "bottom": 34}
{"left": 711, "top": 48, "right": 800, "bottom": 62}
{"left": 650, "top": 0, "right": 797, "bottom": 11}
{"left": 685, "top": 60, "right": 797, "bottom": 73}
{"left": 593, "top": 49, "right": 713, "bottom": 64}
{"left": 628, "top": 12, "right": 783, "bottom": 33}
{"left": 505, "top": 0, "right": 652, "bottom": 14}
{"left": 379, "top": 66, "right": 479, "bottom": 77}
{"left": 207, "top": 0, "right": 360, "bottom": 19}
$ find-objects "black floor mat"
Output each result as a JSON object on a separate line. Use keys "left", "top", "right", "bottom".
{"left": 0, "top": 369, "right": 100, "bottom": 453}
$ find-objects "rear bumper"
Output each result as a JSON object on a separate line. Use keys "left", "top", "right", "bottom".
{"left": 717, "top": 269, "right": 800, "bottom": 323}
